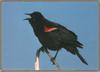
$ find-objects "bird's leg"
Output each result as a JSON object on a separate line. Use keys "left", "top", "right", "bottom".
{"left": 44, "top": 49, "right": 61, "bottom": 69}
{"left": 44, "top": 49, "right": 56, "bottom": 65}
{"left": 36, "top": 47, "right": 45, "bottom": 57}
{"left": 51, "top": 50, "right": 59, "bottom": 64}
{"left": 37, "top": 47, "right": 60, "bottom": 70}
{"left": 54, "top": 50, "right": 59, "bottom": 60}
{"left": 36, "top": 47, "right": 55, "bottom": 64}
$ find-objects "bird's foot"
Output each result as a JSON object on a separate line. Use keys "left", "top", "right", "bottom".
{"left": 50, "top": 57, "right": 56, "bottom": 65}
{"left": 39, "top": 47, "right": 45, "bottom": 53}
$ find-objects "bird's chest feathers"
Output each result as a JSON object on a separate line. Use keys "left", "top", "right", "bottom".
{"left": 44, "top": 26, "right": 57, "bottom": 32}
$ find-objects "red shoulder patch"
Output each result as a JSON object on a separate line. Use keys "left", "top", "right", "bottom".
{"left": 44, "top": 26, "right": 57, "bottom": 32}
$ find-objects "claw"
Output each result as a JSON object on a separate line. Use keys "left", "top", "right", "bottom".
{"left": 50, "top": 57, "right": 56, "bottom": 65}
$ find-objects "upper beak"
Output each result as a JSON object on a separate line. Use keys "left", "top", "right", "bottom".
{"left": 25, "top": 13, "right": 31, "bottom": 16}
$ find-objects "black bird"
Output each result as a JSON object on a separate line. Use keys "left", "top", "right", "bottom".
{"left": 25, "top": 11, "right": 88, "bottom": 65}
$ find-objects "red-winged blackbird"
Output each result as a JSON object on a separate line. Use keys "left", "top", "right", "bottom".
{"left": 25, "top": 11, "right": 88, "bottom": 65}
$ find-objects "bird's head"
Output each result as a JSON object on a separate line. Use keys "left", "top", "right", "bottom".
{"left": 24, "top": 11, "right": 44, "bottom": 21}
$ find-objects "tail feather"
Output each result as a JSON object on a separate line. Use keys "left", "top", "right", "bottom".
{"left": 75, "top": 41, "right": 83, "bottom": 48}
{"left": 76, "top": 51, "right": 88, "bottom": 65}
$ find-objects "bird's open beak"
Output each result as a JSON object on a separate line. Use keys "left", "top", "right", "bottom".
{"left": 24, "top": 13, "right": 32, "bottom": 20}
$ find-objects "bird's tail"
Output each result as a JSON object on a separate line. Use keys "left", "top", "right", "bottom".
{"left": 76, "top": 51, "right": 88, "bottom": 65}
{"left": 75, "top": 41, "right": 83, "bottom": 48}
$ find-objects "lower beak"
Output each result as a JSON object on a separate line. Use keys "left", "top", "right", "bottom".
{"left": 24, "top": 18, "right": 30, "bottom": 20}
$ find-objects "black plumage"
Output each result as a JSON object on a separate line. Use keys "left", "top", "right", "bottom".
{"left": 25, "top": 11, "right": 88, "bottom": 65}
